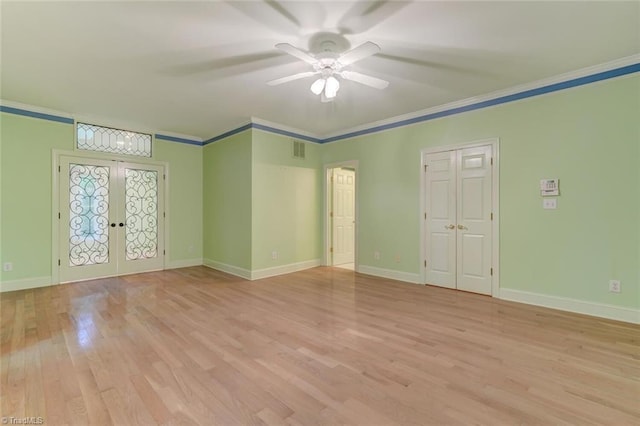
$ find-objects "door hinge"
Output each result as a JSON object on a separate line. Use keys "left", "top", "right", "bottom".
{"left": 490, "top": 158, "right": 493, "bottom": 166}
{"left": 491, "top": 212, "right": 493, "bottom": 221}
{"left": 58, "top": 212, "right": 60, "bottom": 219}
{"left": 424, "top": 260, "right": 427, "bottom": 268}
{"left": 58, "top": 259, "right": 61, "bottom": 266}
{"left": 163, "top": 212, "right": 165, "bottom": 218}
{"left": 330, "top": 247, "right": 333, "bottom": 253}
{"left": 58, "top": 165, "right": 61, "bottom": 172}
{"left": 490, "top": 267, "right": 493, "bottom": 276}
{"left": 163, "top": 174, "right": 166, "bottom": 180}
{"left": 163, "top": 250, "right": 166, "bottom": 255}
{"left": 330, "top": 211, "right": 333, "bottom": 218}
{"left": 424, "top": 164, "right": 427, "bottom": 172}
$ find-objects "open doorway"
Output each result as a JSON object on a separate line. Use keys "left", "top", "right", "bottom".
{"left": 325, "top": 162, "right": 358, "bottom": 271}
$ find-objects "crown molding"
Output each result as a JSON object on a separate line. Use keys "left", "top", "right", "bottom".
{"left": 319, "top": 54, "right": 640, "bottom": 143}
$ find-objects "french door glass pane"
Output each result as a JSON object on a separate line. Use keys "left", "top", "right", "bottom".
{"left": 68, "top": 164, "right": 110, "bottom": 266}
{"left": 125, "top": 168, "right": 158, "bottom": 260}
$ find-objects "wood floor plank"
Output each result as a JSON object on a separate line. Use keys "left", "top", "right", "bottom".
{"left": 1, "top": 266, "right": 639, "bottom": 425}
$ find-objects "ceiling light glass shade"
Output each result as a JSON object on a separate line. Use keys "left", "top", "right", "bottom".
{"left": 310, "top": 78, "right": 326, "bottom": 95}
{"left": 324, "top": 76, "right": 340, "bottom": 98}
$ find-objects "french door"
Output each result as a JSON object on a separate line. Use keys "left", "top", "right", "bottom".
{"left": 58, "top": 156, "right": 165, "bottom": 283}
{"left": 424, "top": 145, "right": 493, "bottom": 295}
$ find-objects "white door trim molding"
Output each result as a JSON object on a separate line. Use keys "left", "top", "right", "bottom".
{"left": 52, "top": 149, "right": 169, "bottom": 284}
{"left": 419, "top": 138, "right": 500, "bottom": 296}
{"left": 323, "top": 160, "right": 359, "bottom": 271}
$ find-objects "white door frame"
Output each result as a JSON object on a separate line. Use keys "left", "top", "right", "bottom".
{"left": 51, "top": 149, "right": 170, "bottom": 284}
{"left": 323, "top": 160, "right": 359, "bottom": 270}
{"left": 420, "top": 138, "right": 500, "bottom": 296}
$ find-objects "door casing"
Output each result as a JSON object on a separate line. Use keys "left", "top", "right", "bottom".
{"left": 323, "top": 160, "right": 359, "bottom": 269}
{"left": 52, "top": 149, "right": 169, "bottom": 284}
{"left": 420, "top": 138, "right": 500, "bottom": 296}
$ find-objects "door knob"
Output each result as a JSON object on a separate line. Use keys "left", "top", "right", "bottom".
{"left": 457, "top": 224, "right": 468, "bottom": 230}
{"left": 110, "top": 223, "right": 116, "bottom": 228}
{"left": 119, "top": 223, "right": 124, "bottom": 227}
{"left": 445, "top": 224, "right": 455, "bottom": 230}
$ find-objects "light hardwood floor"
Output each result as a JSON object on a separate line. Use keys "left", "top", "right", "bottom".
{"left": 1, "top": 266, "right": 639, "bottom": 425}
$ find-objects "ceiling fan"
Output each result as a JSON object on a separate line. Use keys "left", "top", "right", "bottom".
{"left": 267, "top": 38, "right": 389, "bottom": 102}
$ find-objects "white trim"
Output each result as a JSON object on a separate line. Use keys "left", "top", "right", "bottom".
{"left": 499, "top": 288, "right": 640, "bottom": 324}
{"left": 0, "top": 99, "right": 73, "bottom": 119}
{"left": 323, "top": 161, "right": 359, "bottom": 268}
{"left": 1, "top": 276, "right": 52, "bottom": 293}
{"left": 167, "top": 258, "right": 203, "bottom": 269}
{"left": 419, "top": 138, "right": 500, "bottom": 296}
{"left": 357, "top": 265, "right": 422, "bottom": 285}
{"left": 319, "top": 54, "right": 640, "bottom": 141}
{"left": 251, "top": 259, "right": 321, "bottom": 280}
{"left": 203, "top": 259, "right": 252, "bottom": 280}
{"left": 251, "top": 117, "right": 320, "bottom": 141}
{"left": 154, "top": 131, "right": 203, "bottom": 143}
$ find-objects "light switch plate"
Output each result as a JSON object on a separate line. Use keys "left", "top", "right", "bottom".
{"left": 543, "top": 198, "right": 557, "bottom": 209}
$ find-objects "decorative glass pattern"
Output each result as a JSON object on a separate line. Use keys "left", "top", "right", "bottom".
{"left": 77, "top": 122, "right": 152, "bottom": 157}
{"left": 69, "top": 164, "right": 110, "bottom": 266}
{"left": 125, "top": 168, "right": 158, "bottom": 260}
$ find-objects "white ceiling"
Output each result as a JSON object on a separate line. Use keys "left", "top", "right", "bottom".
{"left": 1, "top": 1, "right": 638, "bottom": 139}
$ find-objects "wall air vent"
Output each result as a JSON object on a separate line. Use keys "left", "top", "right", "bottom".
{"left": 292, "top": 140, "right": 306, "bottom": 159}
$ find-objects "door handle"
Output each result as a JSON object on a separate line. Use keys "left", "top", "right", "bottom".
{"left": 119, "top": 223, "right": 124, "bottom": 227}
{"left": 445, "top": 224, "right": 455, "bottom": 230}
{"left": 457, "top": 224, "right": 468, "bottom": 230}
{"left": 110, "top": 223, "right": 116, "bottom": 228}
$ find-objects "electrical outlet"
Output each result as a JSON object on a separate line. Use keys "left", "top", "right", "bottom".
{"left": 609, "top": 280, "right": 621, "bottom": 293}
{"left": 374, "top": 251, "right": 380, "bottom": 260}
{"left": 3, "top": 262, "right": 12, "bottom": 272}
{"left": 271, "top": 251, "right": 278, "bottom": 260}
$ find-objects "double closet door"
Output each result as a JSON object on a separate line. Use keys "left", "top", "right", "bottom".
{"left": 424, "top": 145, "right": 493, "bottom": 295}
{"left": 58, "top": 156, "right": 165, "bottom": 283}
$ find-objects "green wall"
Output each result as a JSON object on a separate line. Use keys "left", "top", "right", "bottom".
{"left": 2, "top": 73, "right": 638, "bottom": 315}
{"left": 0, "top": 112, "right": 203, "bottom": 285}
{"left": 0, "top": 113, "right": 73, "bottom": 282}
{"left": 202, "top": 129, "right": 322, "bottom": 272}
{"left": 202, "top": 130, "right": 252, "bottom": 270}
{"left": 154, "top": 139, "right": 203, "bottom": 266}
{"left": 321, "top": 75, "right": 640, "bottom": 309}
{"left": 251, "top": 130, "right": 322, "bottom": 270}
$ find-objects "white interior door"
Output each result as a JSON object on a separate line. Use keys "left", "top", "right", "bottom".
{"left": 332, "top": 168, "right": 355, "bottom": 265}
{"left": 424, "top": 145, "right": 493, "bottom": 295}
{"left": 425, "top": 151, "right": 456, "bottom": 288}
{"left": 456, "top": 146, "right": 492, "bottom": 295}
{"left": 59, "top": 156, "right": 164, "bottom": 283}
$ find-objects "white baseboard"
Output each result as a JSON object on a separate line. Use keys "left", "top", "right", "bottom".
{"left": 203, "top": 259, "right": 252, "bottom": 280}
{"left": 357, "top": 265, "right": 422, "bottom": 285}
{"left": 251, "top": 259, "right": 321, "bottom": 280}
{"left": 167, "top": 258, "right": 203, "bottom": 269}
{"left": 499, "top": 288, "right": 640, "bottom": 324}
{"left": 0, "top": 276, "right": 52, "bottom": 293}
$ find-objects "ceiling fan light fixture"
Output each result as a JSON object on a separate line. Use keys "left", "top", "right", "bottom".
{"left": 324, "top": 76, "right": 340, "bottom": 98}
{"left": 310, "top": 78, "right": 326, "bottom": 95}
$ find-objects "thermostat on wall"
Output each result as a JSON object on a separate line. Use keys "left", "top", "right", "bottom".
{"left": 540, "top": 178, "right": 559, "bottom": 196}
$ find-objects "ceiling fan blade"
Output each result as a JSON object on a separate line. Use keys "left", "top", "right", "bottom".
{"left": 275, "top": 43, "right": 317, "bottom": 65}
{"left": 337, "top": 41, "right": 381, "bottom": 66}
{"left": 337, "top": 0, "right": 410, "bottom": 35}
{"left": 340, "top": 71, "right": 389, "bottom": 89}
{"left": 267, "top": 71, "right": 318, "bottom": 86}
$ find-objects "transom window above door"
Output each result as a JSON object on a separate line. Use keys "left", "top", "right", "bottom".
{"left": 77, "top": 122, "right": 152, "bottom": 157}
